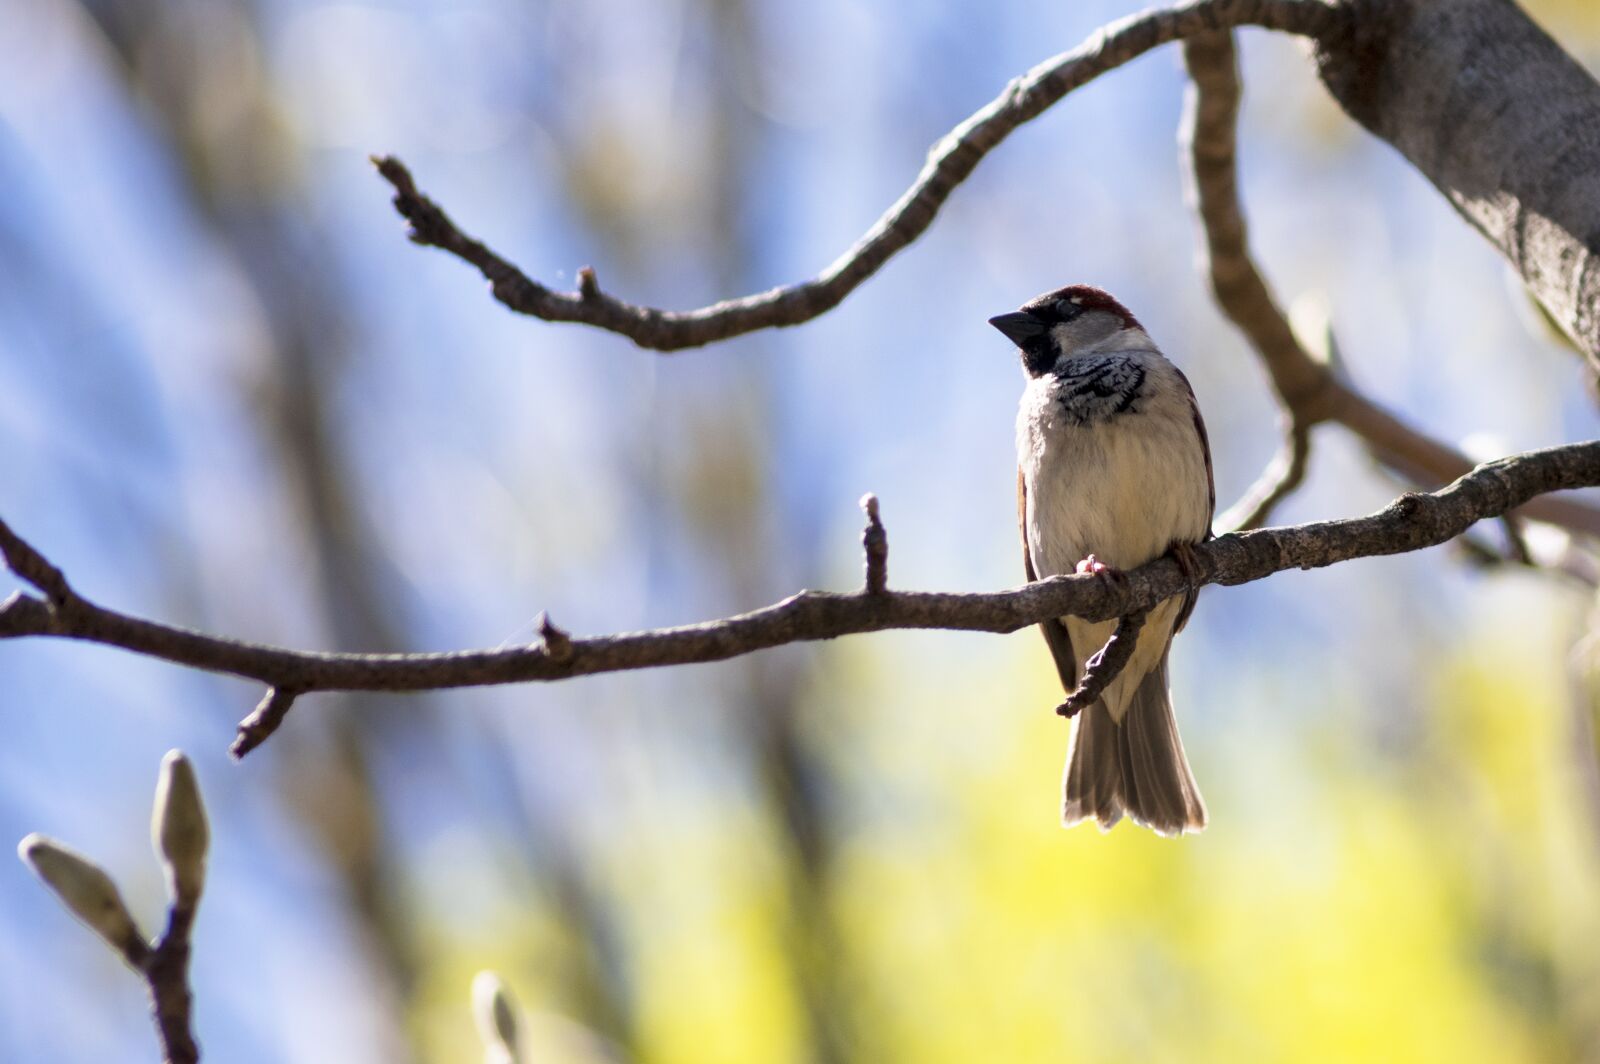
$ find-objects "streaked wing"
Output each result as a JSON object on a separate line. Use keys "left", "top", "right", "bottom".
{"left": 1171, "top": 365, "right": 1214, "bottom": 632}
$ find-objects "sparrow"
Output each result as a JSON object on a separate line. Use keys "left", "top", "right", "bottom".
{"left": 990, "top": 285, "right": 1213, "bottom": 836}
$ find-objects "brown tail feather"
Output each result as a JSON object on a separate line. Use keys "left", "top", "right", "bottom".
{"left": 1061, "top": 656, "right": 1206, "bottom": 836}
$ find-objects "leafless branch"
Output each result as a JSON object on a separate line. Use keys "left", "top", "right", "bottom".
{"left": 19, "top": 752, "right": 206, "bottom": 1063}
{"left": 1057, "top": 610, "right": 1149, "bottom": 718}
{"left": 374, "top": 0, "right": 1347, "bottom": 351}
{"left": 860, "top": 494, "right": 888, "bottom": 594}
{"left": 1179, "top": 29, "right": 1600, "bottom": 538}
{"left": 4, "top": 439, "right": 1599, "bottom": 756}
{"left": 1218, "top": 420, "right": 1312, "bottom": 532}
{"left": 230, "top": 688, "right": 299, "bottom": 760}
{"left": 145, "top": 903, "right": 200, "bottom": 1064}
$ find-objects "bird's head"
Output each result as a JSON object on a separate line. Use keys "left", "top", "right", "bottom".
{"left": 988, "top": 285, "right": 1146, "bottom": 376}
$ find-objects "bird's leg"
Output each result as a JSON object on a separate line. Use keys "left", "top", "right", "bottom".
{"left": 1165, "top": 540, "right": 1206, "bottom": 632}
{"left": 1171, "top": 544, "right": 1196, "bottom": 585}
{"left": 1166, "top": 541, "right": 1201, "bottom": 588}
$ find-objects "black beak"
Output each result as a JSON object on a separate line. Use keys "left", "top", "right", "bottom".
{"left": 988, "top": 311, "right": 1046, "bottom": 346}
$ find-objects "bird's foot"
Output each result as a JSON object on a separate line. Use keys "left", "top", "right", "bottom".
{"left": 1166, "top": 541, "right": 1201, "bottom": 586}
{"left": 1074, "top": 553, "right": 1126, "bottom": 585}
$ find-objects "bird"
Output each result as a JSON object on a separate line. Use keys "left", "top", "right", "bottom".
{"left": 989, "top": 284, "right": 1213, "bottom": 836}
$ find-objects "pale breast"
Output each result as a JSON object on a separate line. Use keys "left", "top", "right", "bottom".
{"left": 1017, "top": 351, "right": 1210, "bottom": 579}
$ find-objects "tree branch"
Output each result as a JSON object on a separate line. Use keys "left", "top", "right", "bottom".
{"left": 1314, "top": 0, "right": 1600, "bottom": 368}
{"left": 1217, "top": 420, "right": 1311, "bottom": 532}
{"left": 375, "top": 0, "right": 1348, "bottom": 351}
{"left": 1057, "top": 610, "right": 1149, "bottom": 718}
{"left": 1180, "top": 29, "right": 1600, "bottom": 538}
{"left": 145, "top": 902, "right": 200, "bottom": 1064}
{"left": 4, "top": 439, "right": 1599, "bottom": 756}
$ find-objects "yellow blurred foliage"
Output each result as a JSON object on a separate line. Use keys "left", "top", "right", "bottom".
{"left": 410, "top": 591, "right": 1600, "bottom": 1063}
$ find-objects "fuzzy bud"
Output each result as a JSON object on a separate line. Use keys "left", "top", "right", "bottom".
{"left": 18, "top": 834, "right": 145, "bottom": 964}
{"left": 152, "top": 750, "right": 209, "bottom": 907}
{"left": 472, "top": 970, "right": 520, "bottom": 1064}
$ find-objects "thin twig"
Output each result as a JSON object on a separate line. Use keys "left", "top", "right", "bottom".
{"left": 1217, "top": 420, "right": 1311, "bottom": 532}
{"left": 1179, "top": 30, "right": 1600, "bottom": 538}
{"left": 4, "top": 440, "right": 1599, "bottom": 755}
{"left": 374, "top": 0, "right": 1347, "bottom": 352}
{"left": 1057, "top": 610, "right": 1148, "bottom": 718}
{"left": 1500, "top": 514, "right": 1534, "bottom": 565}
{"left": 229, "top": 687, "right": 300, "bottom": 760}
{"left": 143, "top": 903, "right": 200, "bottom": 1064}
{"left": 860, "top": 494, "right": 888, "bottom": 594}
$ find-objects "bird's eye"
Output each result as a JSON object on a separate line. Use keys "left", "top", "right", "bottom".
{"left": 1054, "top": 299, "right": 1081, "bottom": 320}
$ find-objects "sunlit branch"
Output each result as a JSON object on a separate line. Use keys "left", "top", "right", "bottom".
{"left": 1180, "top": 29, "right": 1600, "bottom": 538}
{"left": 4, "top": 440, "right": 1598, "bottom": 757}
{"left": 375, "top": 0, "right": 1347, "bottom": 352}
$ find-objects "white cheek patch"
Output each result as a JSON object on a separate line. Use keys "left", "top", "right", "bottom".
{"left": 1049, "top": 323, "right": 1076, "bottom": 356}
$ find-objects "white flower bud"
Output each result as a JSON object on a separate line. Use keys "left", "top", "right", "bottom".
{"left": 152, "top": 750, "right": 209, "bottom": 906}
{"left": 472, "top": 970, "right": 520, "bottom": 1064}
{"left": 18, "top": 833, "right": 145, "bottom": 964}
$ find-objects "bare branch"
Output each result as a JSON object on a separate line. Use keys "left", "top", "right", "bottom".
{"left": 374, "top": 0, "right": 1347, "bottom": 351}
{"left": 145, "top": 902, "right": 200, "bottom": 1064}
{"left": 0, "top": 515, "right": 72, "bottom": 603}
{"left": 19, "top": 755, "right": 205, "bottom": 1063}
{"left": 860, "top": 494, "right": 888, "bottom": 594}
{"left": 1057, "top": 610, "right": 1149, "bottom": 719}
{"left": 1179, "top": 29, "right": 1600, "bottom": 538}
{"left": 4, "top": 441, "right": 1599, "bottom": 755}
{"left": 1182, "top": 31, "right": 1336, "bottom": 419}
{"left": 230, "top": 687, "right": 300, "bottom": 760}
{"left": 1218, "top": 420, "right": 1312, "bottom": 532}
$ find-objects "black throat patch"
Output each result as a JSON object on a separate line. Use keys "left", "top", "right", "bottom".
{"left": 1052, "top": 355, "right": 1147, "bottom": 426}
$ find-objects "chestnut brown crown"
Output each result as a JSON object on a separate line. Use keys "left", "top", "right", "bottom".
{"left": 1017, "top": 285, "right": 1143, "bottom": 332}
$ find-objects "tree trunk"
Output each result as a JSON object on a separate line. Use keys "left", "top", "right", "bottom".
{"left": 1315, "top": 0, "right": 1600, "bottom": 367}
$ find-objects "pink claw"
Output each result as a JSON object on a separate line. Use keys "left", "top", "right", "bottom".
{"left": 1074, "top": 553, "right": 1126, "bottom": 584}
{"left": 1075, "top": 553, "right": 1110, "bottom": 576}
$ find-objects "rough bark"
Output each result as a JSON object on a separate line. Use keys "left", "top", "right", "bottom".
{"left": 1318, "top": 0, "right": 1600, "bottom": 366}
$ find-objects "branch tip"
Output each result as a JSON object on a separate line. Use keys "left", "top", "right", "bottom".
{"left": 860, "top": 493, "right": 888, "bottom": 594}
{"left": 230, "top": 687, "right": 300, "bottom": 760}
{"left": 577, "top": 266, "right": 600, "bottom": 300}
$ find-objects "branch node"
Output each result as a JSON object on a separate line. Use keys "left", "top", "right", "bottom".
{"left": 577, "top": 266, "right": 600, "bottom": 301}
{"left": 1392, "top": 492, "right": 1423, "bottom": 519}
{"left": 536, "top": 611, "right": 576, "bottom": 665}
{"left": 230, "top": 687, "right": 301, "bottom": 760}
{"left": 860, "top": 493, "right": 888, "bottom": 594}
{"left": 1056, "top": 610, "right": 1148, "bottom": 718}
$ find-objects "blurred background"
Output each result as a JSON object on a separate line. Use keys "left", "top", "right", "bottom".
{"left": 4, "top": 0, "right": 1600, "bottom": 1060}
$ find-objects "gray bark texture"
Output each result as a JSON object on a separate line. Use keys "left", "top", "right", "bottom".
{"left": 1318, "top": 0, "right": 1600, "bottom": 365}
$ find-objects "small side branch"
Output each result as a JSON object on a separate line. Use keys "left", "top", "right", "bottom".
{"left": 1057, "top": 610, "right": 1148, "bottom": 718}
{"left": 0, "top": 515, "right": 72, "bottom": 603}
{"left": 1218, "top": 420, "right": 1311, "bottom": 532}
{"left": 230, "top": 688, "right": 300, "bottom": 760}
{"left": 375, "top": 0, "right": 1347, "bottom": 351}
{"left": 4, "top": 440, "right": 1599, "bottom": 756}
{"left": 860, "top": 494, "right": 888, "bottom": 594}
